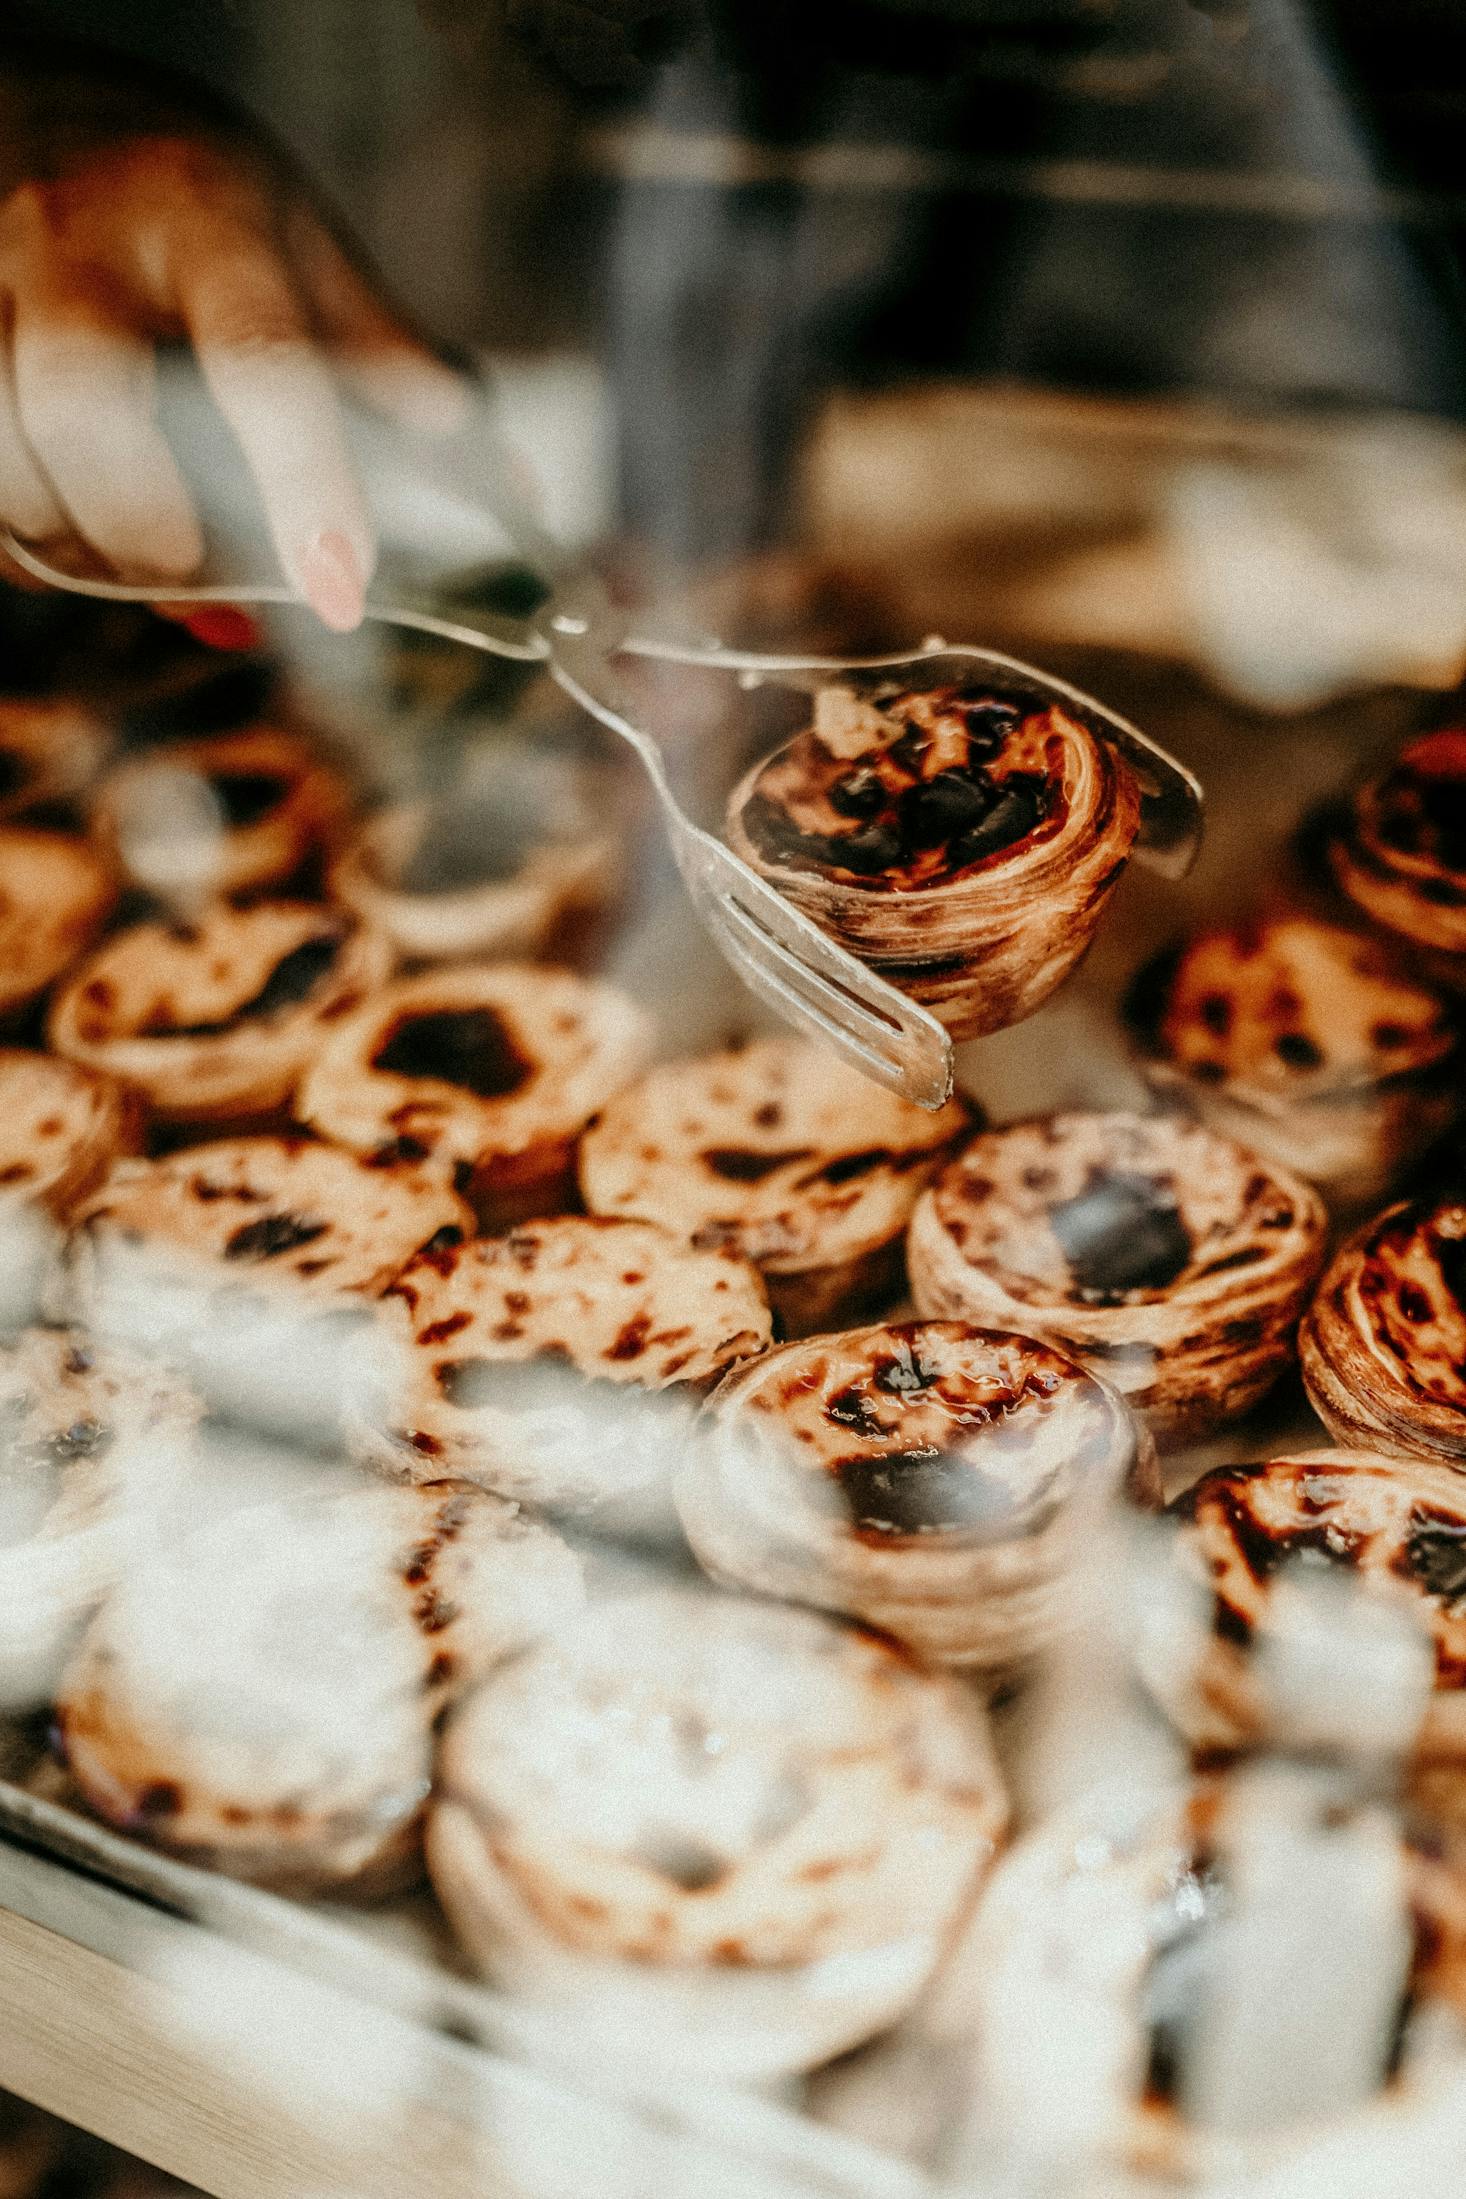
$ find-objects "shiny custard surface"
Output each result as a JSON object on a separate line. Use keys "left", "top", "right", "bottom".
{"left": 739, "top": 684, "right": 1079, "bottom": 893}
{"left": 733, "top": 1323, "right": 1119, "bottom": 1545}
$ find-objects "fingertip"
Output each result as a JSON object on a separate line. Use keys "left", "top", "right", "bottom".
{"left": 300, "top": 528, "right": 367, "bottom": 632}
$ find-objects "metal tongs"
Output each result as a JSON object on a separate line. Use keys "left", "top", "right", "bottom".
{"left": 3, "top": 392, "right": 1202, "bottom": 1110}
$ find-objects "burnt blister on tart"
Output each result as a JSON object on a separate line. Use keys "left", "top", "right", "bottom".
{"left": 679, "top": 1317, "right": 1156, "bottom": 1669}
{"left": 725, "top": 678, "right": 1145, "bottom": 1038}
{"left": 1301, "top": 1199, "right": 1466, "bottom": 1466}
{"left": 1145, "top": 1448, "right": 1466, "bottom": 1774}
{"left": 350, "top": 1214, "right": 771, "bottom": 1530}
{"left": 1328, "top": 729, "right": 1466, "bottom": 978}
{"left": 427, "top": 1584, "right": 1007, "bottom": 2079}
{"left": 909, "top": 1110, "right": 1329, "bottom": 1441}
{"left": 578, "top": 1036, "right": 974, "bottom": 1335}
{"left": 1127, "top": 915, "right": 1460, "bottom": 1209}
{"left": 47, "top": 902, "right": 393, "bottom": 1122}
{"left": 297, "top": 962, "right": 652, "bottom": 1228}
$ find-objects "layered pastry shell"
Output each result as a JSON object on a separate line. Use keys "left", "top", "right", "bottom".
{"left": 352, "top": 1215, "right": 771, "bottom": 1527}
{"left": 0, "top": 828, "right": 116, "bottom": 1018}
{"left": 57, "top": 1477, "right": 583, "bottom": 1894}
{"left": 1128, "top": 915, "right": 1459, "bottom": 1210}
{"left": 578, "top": 1036, "right": 973, "bottom": 1334}
{"left": 965, "top": 1769, "right": 1466, "bottom": 2193}
{"left": 48, "top": 901, "right": 392, "bottom": 1121}
{"left": 1144, "top": 1448, "right": 1466, "bottom": 1780}
{"left": 679, "top": 1318, "right": 1156, "bottom": 1669}
{"left": 909, "top": 1111, "right": 1329, "bottom": 1440}
{"left": 1327, "top": 729, "right": 1466, "bottom": 979}
{"left": 725, "top": 679, "right": 1141, "bottom": 1038}
{"left": 0, "top": 1049, "right": 137, "bottom": 1218}
{"left": 93, "top": 724, "right": 352, "bottom": 899}
{"left": 330, "top": 790, "right": 616, "bottom": 967}
{"left": 297, "top": 963, "right": 651, "bottom": 1226}
{"left": 1300, "top": 1199, "right": 1466, "bottom": 1465}
{"left": 428, "top": 1585, "right": 1007, "bottom": 2078}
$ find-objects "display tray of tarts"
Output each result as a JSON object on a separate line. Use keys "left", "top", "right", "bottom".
{"left": 0, "top": 622, "right": 1463, "bottom": 2199}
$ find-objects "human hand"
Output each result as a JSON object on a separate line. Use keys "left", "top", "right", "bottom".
{"left": 0, "top": 121, "right": 470, "bottom": 632}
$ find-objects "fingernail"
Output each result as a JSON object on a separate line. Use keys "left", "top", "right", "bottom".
{"left": 179, "top": 608, "right": 262, "bottom": 652}
{"left": 301, "top": 530, "right": 365, "bottom": 632}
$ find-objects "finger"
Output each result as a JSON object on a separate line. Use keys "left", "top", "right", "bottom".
{"left": 287, "top": 210, "right": 472, "bottom": 436}
{"left": 171, "top": 215, "right": 373, "bottom": 630}
{"left": 9, "top": 273, "right": 204, "bottom": 579}
{"left": 0, "top": 304, "right": 67, "bottom": 543}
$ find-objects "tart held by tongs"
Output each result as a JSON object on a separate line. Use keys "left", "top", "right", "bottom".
{"left": 2, "top": 393, "right": 1203, "bottom": 1108}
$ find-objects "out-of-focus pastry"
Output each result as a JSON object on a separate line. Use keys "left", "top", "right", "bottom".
{"left": 1128, "top": 916, "right": 1458, "bottom": 1209}
{"left": 330, "top": 763, "right": 617, "bottom": 967}
{"left": 965, "top": 1769, "right": 1466, "bottom": 2194}
{"left": 67, "top": 1136, "right": 471, "bottom": 1437}
{"left": 1328, "top": 729, "right": 1466, "bottom": 981}
{"left": 1300, "top": 1200, "right": 1466, "bottom": 1465}
{"left": 0, "top": 1050, "right": 138, "bottom": 1329}
{"left": 0, "top": 1049, "right": 136, "bottom": 1218}
{"left": 0, "top": 827, "right": 116, "bottom": 1018}
{"left": 353, "top": 1216, "right": 770, "bottom": 1532}
{"left": 678, "top": 1319, "right": 1156, "bottom": 1669}
{"left": 57, "top": 1477, "right": 584, "bottom": 1894}
{"left": 1143, "top": 1449, "right": 1466, "bottom": 1775}
{"left": 93, "top": 725, "right": 352, "bottom": 899}
{"left": 579, "top": 1037, "right": 974, "bottom": 1334}
{"left": 297, "top": 963, "right": 651, "bottom": 1226}
{"left": 48, "top": 902, "right": 392, "bottom": 1121}
{"left": 909, "top": 1112, "right": 1328, "bottom": 1441}
{"left": 428, "top": 1585, "right": 1007, "bottom": 2078}
{"left": 0, "top": 1327, "right": 201, "bottom": 1706}
{"left": 0, "top": 698, "right": 107, "bottom": 819}
{"left": 725, "top": 680, "right": 1141, "bottom": 1038}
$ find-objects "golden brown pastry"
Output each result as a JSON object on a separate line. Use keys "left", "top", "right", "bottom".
{"left": 1152, "top": 1451, "right": 1466, "bottom": 1753}
{"left": 678, "top": 1319, "right": 1156, "bottom": 1670}
{"left": 725, "top": 679, "right": 1142, "bottom": 1038}
{"left": 93, "top": 725, "right": 352, "bottom": 899}
{"left": 48, "top": 901, "right": 391, "bottom": 1121}
{"left": 1129, "top": 916, "right": 1458, "bottom": 1209}
{"left": 966, "top": 1769, "right": 1466, "bottom": 2193}
{"left": 57, "top": 1477, "right": 584, "bottom": 1894}
{"left": 330, "top": 786, "right": 616, "bottom": 967}
{"left": 0, "top": 1327, "right": 202, "bottom": 1707}
{"left": 428, "top": 1584, "right": 1007, "bottom": 2078}
{"left": 0, "top": 1049, "right": 136, "bottom": 1218}
{"left": 352, "top": 1216, "right": 770, "bottom": 1530}
{"left": 909, "top": 1111, "right": 1328, "bottom": 1441}
{"left": 297, "top": 963, "right": 651, "bottom": 1226}
{"left": 1300, "top": 1200, "right": 1466, "bottom": 1465}
{"left": 578, "top": 1037, "right": 974, "bottom": 1334}
{"left": 1328, "top": 729, "right": 1466, "bottom": 980}
{"left": 0, "top": 697, "right": 106, "bottom": 819}
{"left": 67, "top": 1136, "right": 473, "bottom": 1437}
{"left": 0, "top": 827, "right": 116, "bottom": 1018}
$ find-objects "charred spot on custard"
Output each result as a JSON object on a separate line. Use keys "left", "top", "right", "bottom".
{"left": 740, "top": 687, "right": 1061, "bottom": 891}
{"left": 210, "top": 769, "right": 292, "bottom": 829}
{"left": 373, "top": 1006, "right": 532, "bottom": 1099}
{"left": 1048, "top": 1169, "right": 1192, "bottom": 1303}
{"left": 702, "top": 1145, "right": 814, "bottom": 1184}
{"left": 224, "top": 1211, "right": 329, "bottom": 1261}
{"left": 831, "top": 1446, "right": 1014, "bottom": 1539}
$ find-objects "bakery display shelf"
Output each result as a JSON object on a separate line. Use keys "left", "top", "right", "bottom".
{"left": 0, "top": 1769, "right": 925, "bottom": 2199}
